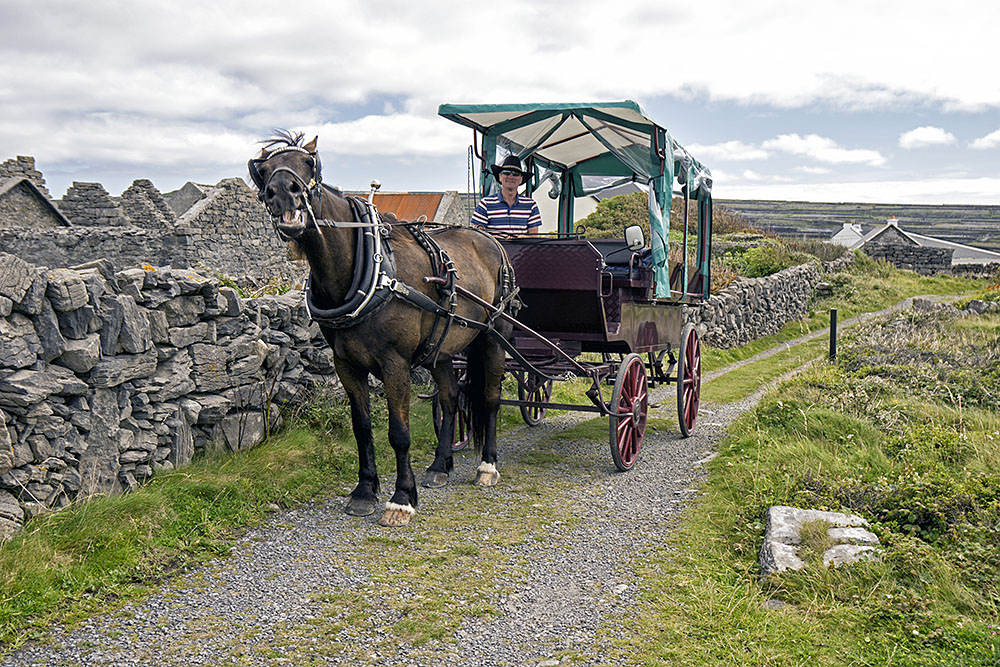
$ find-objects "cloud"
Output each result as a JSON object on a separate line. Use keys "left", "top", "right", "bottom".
{"left": 741, "top": 170, "right": 763, "bottom": 181}
{"left": 719, "top": 176, "right": 1000, "bottom": 205}
{"left": 899, "top": 126, "right": 957, "bottom": 149}
{"left": 970, "top": 129, "right": 1000, "bottom": 150}
{"left": 686, "top": 140, "right": 768, "bottom": 161}
{"left": 796, "top": 166, "right": 833, "bottom": 175}
{"left": 762, "top": 134, "right": 886, "bottom": 166}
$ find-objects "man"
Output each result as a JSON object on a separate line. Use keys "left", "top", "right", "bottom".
{"left": 470, "top": 155, "right": 541, "bottom": 236}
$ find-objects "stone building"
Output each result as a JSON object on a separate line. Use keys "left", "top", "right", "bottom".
{"left": 0, "top": 156, "right": 295, "bottom": 285}
{"left": 837, "top": 217, "right": 1000, "bottom": 275}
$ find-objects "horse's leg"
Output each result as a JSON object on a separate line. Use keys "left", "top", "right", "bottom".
{"left": 474, "top": 336, "right": 506, "bottom": 487}
{"left": 336, "top": 357, "right": 380, "bottom": 517}
{"left": 378, "top": 354, "right": 418, "bottom": 527}
{"left": 422, "top": 358, "right": 457, "bottom": 489}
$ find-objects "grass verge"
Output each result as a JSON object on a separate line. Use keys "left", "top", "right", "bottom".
{"left": 611, "top": 308, "right": 1000, "bottom": 665}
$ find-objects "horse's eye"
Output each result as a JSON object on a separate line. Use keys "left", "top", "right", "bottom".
{"left": 289, "top": 181, "right": 301, "bottom": 193}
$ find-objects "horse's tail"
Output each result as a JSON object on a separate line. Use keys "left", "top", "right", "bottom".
{"left": 465, "top": 335, "right": 489, "bottom": 454}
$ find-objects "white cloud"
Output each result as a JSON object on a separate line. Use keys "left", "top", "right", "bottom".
{"left": 796, "top": 166, "right": 833, "bottom": 175}
{"left": 718, "top": 176, "right": 1000, "bottom": 205}
{"left": 686, "top": 140, "right": 768, "bottom": 161}
{"left": 741, "top": 170, "right": 763, "bottom": 181}
{"left": 899, "top": 126, "right": 957, "bottom": 149}
{"left": 762, "top": 134, "right": 886, "bottom": 166}
{"left": 970, "top": 129, "right": 1000, "bottom": 150}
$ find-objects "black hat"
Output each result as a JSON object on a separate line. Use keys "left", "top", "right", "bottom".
{"left": 490, "top": 155, "right": 529, "bottom": 183}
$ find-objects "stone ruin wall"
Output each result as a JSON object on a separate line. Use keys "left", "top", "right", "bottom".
{"left": 0, "top": 251, "right": 337, "bottom": 540}
{"left": 1, "top": 163, "right": 299, "bottom": 288}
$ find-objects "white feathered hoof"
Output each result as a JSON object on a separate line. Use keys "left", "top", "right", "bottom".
{"left": 378, "top": 502, "right": 416, "bottom": 527}
{"left": 474, "top": 461, "right": 500, "bottom": 487}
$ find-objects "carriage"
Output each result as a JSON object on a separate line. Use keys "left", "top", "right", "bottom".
{"left": 249, "top": 102, "right": 713, "bottom": 526}
{"left": 435, "top": 102, "right": 714, "bottom": 471}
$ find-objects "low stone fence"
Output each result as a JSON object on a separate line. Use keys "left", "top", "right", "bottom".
{"left": 863, "top": 242, "right": 952, "bottom": 275}
{"left": 0, "top": 252, "right": 338, "bottom": 540}
{"left": 686, "top": 263, "right": 821, "bottom": 348}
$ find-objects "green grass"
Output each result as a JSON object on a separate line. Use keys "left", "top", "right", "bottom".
{"left": 702, "top": 340, "right": 826, "bottom": 404}
{"left": 609, "top": 307, "right": 1000, "bottom": 665}
{"left": 702, "top": 254, "right": 983, "bottom": 373}
{"left": 0, "top": 386, "right": 444, "bottom": 649}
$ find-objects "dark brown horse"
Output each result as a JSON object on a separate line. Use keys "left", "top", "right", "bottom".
{"left": 249, "top": 131, "right": 511, "bottom": 527}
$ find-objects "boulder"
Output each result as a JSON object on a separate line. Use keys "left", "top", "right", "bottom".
{"left": 0, "top": 253, "right": 35, "bottom": 304}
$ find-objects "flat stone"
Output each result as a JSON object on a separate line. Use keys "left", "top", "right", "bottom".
{"left": 158, "top": 295, "right": 205, "bottom": 327}
{"left": 88, "top": 349, "right": 157, "bottom": 388}
{"left": 217, "top": 411, "right": 266, "bottom": 452}
{"left": 824, "top": 544, "right": 881, "bottom": 568}
{"left": 56, "top": 334, "right": 102, "bottom": 373}
{"left": 118, "top": 295, "right": 152, "bottom": 354}
{"left": 0, "top": 489, "right": 24, "bottom": 541}
{"left": 32, "top": 299, "right": 67, "bottom": 362}
{"left": 45, "top": 269, "right": 90, "bottom": 312}
{"left": 759, "top": 506, "right": 879, "bottom": 577}
{"left": 0, "top": 252, "right": 35, "bottom": 303}
{"left": 0, "top": 313, "right": 42, "bottom": 369}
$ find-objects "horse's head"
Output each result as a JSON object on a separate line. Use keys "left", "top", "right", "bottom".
{"left": 248, "top": 131, "right": 322, "bottom": 239}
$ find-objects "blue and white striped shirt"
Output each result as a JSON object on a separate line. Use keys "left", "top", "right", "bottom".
{"left": 470, "top": 193, "right": 542, "bottom": 234}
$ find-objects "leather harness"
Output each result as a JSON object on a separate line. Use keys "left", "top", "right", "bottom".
{"left": 251, "top": 143, "right": 521, "bottom": 368}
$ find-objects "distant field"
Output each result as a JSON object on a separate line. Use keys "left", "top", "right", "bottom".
{"left": 718, "top": 199, "right": 1000, "bottom": 253}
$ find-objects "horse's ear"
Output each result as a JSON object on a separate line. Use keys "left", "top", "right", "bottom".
{"left": 304, "top": 136, "right": 318, "bottom": 154}
{"left": 257, "top": 147, "right": 270, "bottom": 159}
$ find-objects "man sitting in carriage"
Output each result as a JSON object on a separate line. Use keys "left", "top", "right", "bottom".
{"left": 470, "top": 155, "right": 541, "bottom": 236}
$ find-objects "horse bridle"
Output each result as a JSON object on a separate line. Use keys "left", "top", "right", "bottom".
{"left": 248, "top": 145, "right": 329, "bottom": 242}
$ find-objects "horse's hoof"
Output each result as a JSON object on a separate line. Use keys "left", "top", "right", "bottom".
{"left": 378, "top": 502, "right": 415, "bottom": 527}
{"left": 474, "top": 462, "right": 500, "bottom": 488}
{"left": 344, "top": 496, "right": 377, "bottom": 517}
{"left": 422, "top": 470, "right": 449, "bottom": 488}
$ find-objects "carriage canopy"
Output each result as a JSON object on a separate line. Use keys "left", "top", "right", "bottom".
{"left": 438, "top": 101, "right": 712, "bottom": 299}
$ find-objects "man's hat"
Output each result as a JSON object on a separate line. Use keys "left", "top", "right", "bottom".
{"left": 490, "top": 155, "right": 530, "bottom": 183}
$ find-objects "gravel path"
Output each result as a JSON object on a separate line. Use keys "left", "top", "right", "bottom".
{"left": 4, "top": 383, "right": 765, "bottom": 667}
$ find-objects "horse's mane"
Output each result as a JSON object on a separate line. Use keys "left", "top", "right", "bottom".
{"left": 260, "top": 129, "right": 306, "bottom": 152}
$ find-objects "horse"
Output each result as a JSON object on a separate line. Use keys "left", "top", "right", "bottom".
{"left": 248, "top": 131, "right": 515, "bottom": 527}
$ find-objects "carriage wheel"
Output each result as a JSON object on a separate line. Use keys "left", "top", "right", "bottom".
{"left": 431, "top": 368, "right": 472, "bottom": 451}
{"left": 609, "top": 353, "right": 648, "bottom": 472}
{"left": 517, "top": 372, "right": 553, "bottom": 426}
{"left": 677, "top": 323, "right": 701, "bottom": 438}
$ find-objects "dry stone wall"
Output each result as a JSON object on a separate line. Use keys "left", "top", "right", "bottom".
{"left": 863, "top": 241, "right": 953, "bottom": 275}
{"left": 0, "top": 251, "right": 338, "bottom": 540}
{"left": 685, "top": 263, "right": 821, "bottom": 348}
{"left": 2, "top": 177, "right": 298, "bottom": 286}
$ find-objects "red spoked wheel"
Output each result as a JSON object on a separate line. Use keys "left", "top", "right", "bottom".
{"left": 609, "top": 353, "right": 648, "bottom": 471}
{"left": 432, "top": 368, "right": 472, "bottom": 451}
{"left": 677, "top": 323, "right": 701, "bottom": 437}
{"left": 517, "top": 372, "right": 553, "bottom": 426}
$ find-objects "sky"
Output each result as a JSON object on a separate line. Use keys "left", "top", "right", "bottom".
{"left": 2, "top": 0, "right": 999, "bottom": 206}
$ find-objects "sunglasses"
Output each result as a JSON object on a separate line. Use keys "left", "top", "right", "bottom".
{"left": 500, "top": 169, "right": 523, "bottom": 177}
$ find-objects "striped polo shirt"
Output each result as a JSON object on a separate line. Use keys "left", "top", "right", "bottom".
{"left": 470, "top": 193, "right": 542, "bottom": 234}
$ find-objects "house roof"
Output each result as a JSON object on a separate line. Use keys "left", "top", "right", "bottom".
{"left": 342, "top": 192, "right": 446, "bottom": 222}
{"left": 0, "top": 176, "right": 73, "bottom": 226}
{"left": 848, "top": 219, "right": 1000, "bottom": 265}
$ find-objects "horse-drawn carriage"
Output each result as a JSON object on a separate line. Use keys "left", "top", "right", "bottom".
{"left": 437, "top": 102, "right": 713, "bottom": 470}
{"left": 249, "top": 101, "right": 712, "bottom": 526}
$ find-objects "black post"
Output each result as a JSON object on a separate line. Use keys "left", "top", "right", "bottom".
{"left": 829, "top": 308, "right": 838, "bottom": 361}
